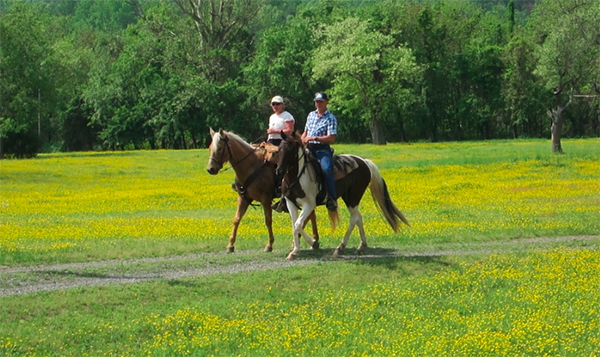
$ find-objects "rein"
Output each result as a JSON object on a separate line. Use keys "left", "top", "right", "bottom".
{"left": 212, "top": 133, "right": 259, "bottom": 173}
{"left": 213, "top": 133, "right": 270, "bottom": 203}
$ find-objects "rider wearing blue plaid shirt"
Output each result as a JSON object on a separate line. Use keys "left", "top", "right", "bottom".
{"left": 301, "top": 92, "right": 338, "bottom": 211}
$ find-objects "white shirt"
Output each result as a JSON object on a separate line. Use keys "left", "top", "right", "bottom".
{"left": 268, "top": 111, "right": 295, "bottom": 140}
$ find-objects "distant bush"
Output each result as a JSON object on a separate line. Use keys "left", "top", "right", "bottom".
{"left": 1, "top": 126, "right": 39, "bottom": 159}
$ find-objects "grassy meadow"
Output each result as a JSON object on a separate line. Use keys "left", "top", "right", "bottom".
{"left": 1, "top": 138, "right": 599, "bottom": 356}
{"left": 1, "top": 138, "right": 598, "bottom": 265}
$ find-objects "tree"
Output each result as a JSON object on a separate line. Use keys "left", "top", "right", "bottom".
{"left": 172, "top": 0, "right": 266, "bottom": 83}
{"left": 242, "top": 17, "right": 320, "bottom": 133}
{"left": 530, "top": 0, "right": 600, "bottom": 152}
{"left": 241, "top": 0, "right": 350, "bottom": 139}
{"left": 312, "top": 17, "right": 420, "bottom": 144}
{"left": 502, "top": 34, "right": 549, "bottom": 138}
{"left": 458, "top": 10, "right": 507, "bottom": 140}
{"left": 0, "top": 2, "right": 60, "bottom": 157}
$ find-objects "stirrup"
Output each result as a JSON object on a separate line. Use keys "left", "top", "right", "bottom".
{"left": 326, "top": 197, "right": 337, "bottom": 211}
{"left": 272, "top": 200, "right": 288, "bottom": 213}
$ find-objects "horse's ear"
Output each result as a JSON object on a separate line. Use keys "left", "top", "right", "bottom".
{"left": 210, "top": 127, "right": 215, "bottom": 136}
{"left": 219, "top": 128, "right": 224, "bottom": 135}
{"left": 281, "top": 131, "right": 287, "bottom": 140}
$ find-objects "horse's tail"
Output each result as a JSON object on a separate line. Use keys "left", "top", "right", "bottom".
{"left": 328, "top": 209, "right": 339, "bottom": 232}
{"left": 365, "top": 159, "right": 411, "bottom": 232}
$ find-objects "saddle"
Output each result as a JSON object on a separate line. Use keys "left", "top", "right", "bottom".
{"left": 256, "top": 142, "right": 280, "bottom": 165}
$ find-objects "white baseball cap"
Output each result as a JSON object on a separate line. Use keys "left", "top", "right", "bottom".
{"left": 271, "top": 95, "right": 284, "bottom": 104}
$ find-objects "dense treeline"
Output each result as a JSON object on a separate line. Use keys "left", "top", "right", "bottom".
{"left": 1, "top": 0, "right": 598, "bottom": 157}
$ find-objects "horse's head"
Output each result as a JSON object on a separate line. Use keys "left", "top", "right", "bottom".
{"left": 206, "top": 128, "right": 230, "bottom": 175}
{"left": 275, "top": 131, "right": 302, "bottom": 176}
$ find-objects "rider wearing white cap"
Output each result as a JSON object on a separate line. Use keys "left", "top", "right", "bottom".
{"left": 266, "top": 95, "right": 295, "bottom": 146}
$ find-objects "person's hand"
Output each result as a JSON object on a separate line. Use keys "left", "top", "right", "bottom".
{"left": 301, "top": 136, "right": 312, "bottom": 144}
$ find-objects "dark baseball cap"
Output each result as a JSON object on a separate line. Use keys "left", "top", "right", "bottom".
{"left": 314, "top": 92, "right": 328, "bottom": 101}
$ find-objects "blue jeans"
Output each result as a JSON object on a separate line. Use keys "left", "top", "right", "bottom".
{"left": 313, "top": 148, "right": 336, "bottom": 200}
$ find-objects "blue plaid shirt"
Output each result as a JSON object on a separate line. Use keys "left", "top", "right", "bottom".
{"left": 304, "top": 110, "right": 337, "bottom": 144}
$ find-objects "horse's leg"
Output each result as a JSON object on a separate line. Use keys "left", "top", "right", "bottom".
{"left": 295, "top": 204, "right": 319, "bottom": 256}
{"left": 228, "top": 196, "right": 250, "bottom": 253}
{"left": 261, "top": 201, "right": 275, "bottom": 252}
{"left": 303, "top": 210, "right": 320, "bottom": 250}
{"left": 286, "top": 202, "right": 317, "bottom": 260}
{"left": 286, "top": 202, "right": 302, "bottom": 260}
{"left": 355, "top": 208, "right": 368, "bottom": 255}
{"left": 297, "top": 204, "right": 318, "bottom": 247}
{"left": 334, "top": 206, "right": 361, "bottom": 257}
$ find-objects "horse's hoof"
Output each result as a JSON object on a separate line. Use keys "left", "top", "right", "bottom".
{"left": 356, "top": 244, "right": 367, "bottom": 255}
{"left": 333, "top": 248, "right": 343, "bottom": 257}
{"left": 286, "top": 252, "right": 297, "bottom": 260}
{"left": 311, "top": 241, "right": 320, "bottom": 250}
{"left": 264, "top": 246, "right": 273, "bottom": 253}
{"left": 227, "top": 247, "right": 235, "bottom": 253}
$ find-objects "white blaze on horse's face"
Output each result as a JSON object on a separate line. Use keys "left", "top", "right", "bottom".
{"left": 206, "top": 130, "right": 225, "bottom": 175}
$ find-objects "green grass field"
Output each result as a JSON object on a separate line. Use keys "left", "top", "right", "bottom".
{"left": 1, "top": 138, "right": 599, "bottom": 356}
{"left": 1, "top": 138, "right": 598, "bottom": 264}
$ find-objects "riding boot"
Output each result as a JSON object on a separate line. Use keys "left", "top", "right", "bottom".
{"left": 275, "top": 181, "right": 282, "bottom": 196}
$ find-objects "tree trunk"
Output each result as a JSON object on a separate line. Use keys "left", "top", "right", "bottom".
{"left": 550, "top": 112, "right": 564, "bottom": 153}
{"left": 370, "top": 117, "right": 386, "bottom": 145}
{"left": 547, "top": 90, "right": 573, "bottom": 154}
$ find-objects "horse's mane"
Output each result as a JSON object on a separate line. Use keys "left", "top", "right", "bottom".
{"left": 223, "top": 130, "right": 255, "bottom": 151}
{"left": 285, "top": 131, "right": 304, "bottom": 146}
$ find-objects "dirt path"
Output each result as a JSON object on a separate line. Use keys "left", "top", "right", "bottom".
{"left": 1, "top": 235, "right": 598, "bottom": 297}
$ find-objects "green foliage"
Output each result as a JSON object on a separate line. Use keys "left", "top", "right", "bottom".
{"left": 502, "top": 34, "right": 551, "bottom": 138}
{"left": 242, "top": 17, "right": 318, "bottom": 131}
{"left": 0, "top": 0, "right": 598, "bottom": 155}
{"left": 0, "top": 2, "right": 57, "bottom": 157}
{"left": 530, "top": 0, "right": 599, "bottom": 93}
{"left": 313, "top": 16, "right": 420, "bottom": 144}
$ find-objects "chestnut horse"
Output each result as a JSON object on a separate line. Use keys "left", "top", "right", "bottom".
{"left": 206, "top": 128, "right": 319, "bottom": 253}
{"left": 275, "top": 131, "right": 410, "bottom": 260}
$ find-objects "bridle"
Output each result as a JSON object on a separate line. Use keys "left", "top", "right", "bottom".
{"left": 210, "top": 132, "right": 257, "bottom": 172}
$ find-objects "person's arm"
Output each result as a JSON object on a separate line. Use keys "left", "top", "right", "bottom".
{"left": 282, "top": 120, "right": 294, "bottom": 136}
{"left": 312, "top": 134, "right": 336, "bottom": 144}
{"left": 301, "top": 131, "right": 310, "bottom": 143}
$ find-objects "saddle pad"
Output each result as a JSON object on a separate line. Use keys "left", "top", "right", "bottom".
{"left": 333, "top": 154, "right": 360, "bottom": 180}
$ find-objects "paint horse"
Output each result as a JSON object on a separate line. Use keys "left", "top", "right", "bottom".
{"left": 206, "top": 128, "right": 319, "bottom": 253}
{"left": 275, "top": 131, "right": 410, "bottom": 260}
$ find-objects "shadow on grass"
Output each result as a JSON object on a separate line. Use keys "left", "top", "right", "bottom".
{"left": 297, "top": 246, "right": 453, "bottom": 270}
{"left": 45, "top": 270, "right": 158, "bottom": 280}
{"left": 166, "top": 279, "right": 200, "bottom": 288}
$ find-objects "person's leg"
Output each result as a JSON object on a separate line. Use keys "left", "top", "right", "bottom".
{"left": 315, "top": 149, "right": 337, "bottom": 210}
